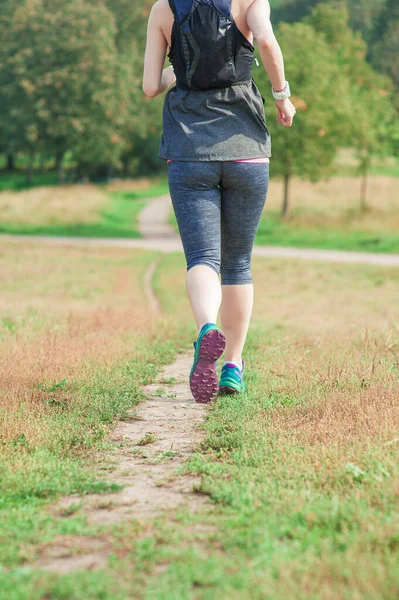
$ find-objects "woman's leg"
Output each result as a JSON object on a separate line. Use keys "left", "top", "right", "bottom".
{"left": 186, "top": 266, "right": 221, "bottom": 330}
{"left": 220, "top": 162, "right": 269, "bottom": 364}
{"left": 168, "top": 161, "right": 223, "bottom": 331}
{"left": 219, "top": 284, "right": 253, "bottom": 364}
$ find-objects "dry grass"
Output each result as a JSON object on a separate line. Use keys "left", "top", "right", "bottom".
{"left": 174, "top": 255, "right": 399, "bottom": 599}
{"left": 158, "top": 251, "right": 399, "bottom": 479}
{"left": 106, "top": 177, "right": 162, "bottom": 192}
{"left": 1, "top": 246, "right": 398, "bottom": 596}
{"left": 266, "top": 175, "right": 399, "bottom": 231}
{"left": 250, "top": 257, "right": 399, "bottom": 451}
{"left": 0, "top": 242, "right": 157, "bottom": 447}
{"left": 0, "top": 184, "right": 109, "bottom": 226}
{"left": 251, "top": 258, "right": 399, "bottom": 332}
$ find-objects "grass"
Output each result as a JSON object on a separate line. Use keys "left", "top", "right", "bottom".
{"left": 1, "top": 244, "right": 398, "bottom": 597}
{"left": 0, "top": 171, "right": 58, "bottom": 192}
{"left": 0, "top": 243, "right": 191, "bottom": 568}
{"left": 0, "top": 179, "right": 168, "bottom": 238}
{"left": 256, "top": 211, "right": 399, "bottom": 252}
{"left": 2, "top": 153, "right": 399, "bottom": 254}
{"left": 333, "top": 148, "right": 399, "bottom": 179}
{"left": 256, "top": 174, "right": 399, "bottom": 253}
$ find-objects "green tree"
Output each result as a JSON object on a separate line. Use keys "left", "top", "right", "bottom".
{"left": 372, "top": 17, "right": 399, "bottom": 100}
{"left": 306, "top": 3, "right": 370, "bottom": 82}
{"left": 270, "top": 0, "right": 320, "bottom": 24}
{"left": 255, "top": 22, "right": 349, "bottom": 217}
{"left": 1, "top": 0, "right": 124, "bottom": 183}
{"left": 347, "top": 0, "right": 386, "bottom": 45}
{"left": 307, "top": 3, "right": 397, "bottom": 210}
{"left": 351, "top": 75, "right": 397, "bottom": 211}
{"left": 95, "top": 0, "right": 166, "bottom": 176}
{"left": 0, "top": 0, "right": 24, "bottom": 171}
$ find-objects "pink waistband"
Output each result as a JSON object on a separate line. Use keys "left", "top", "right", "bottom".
{"left": 167, "top": 158, "right": 269, "bottom": 163}
{"left": 233, "top": 158, "right": 269, "bottom": 163}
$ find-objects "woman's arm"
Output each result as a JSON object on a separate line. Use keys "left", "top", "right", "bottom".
{"left": 247, "top": 0, "right": 295, "bottom": 127}
{"left": 142, "top": 1, "right": 176, "bottom": 98}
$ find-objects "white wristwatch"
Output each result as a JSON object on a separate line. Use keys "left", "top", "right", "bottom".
{"left": 272, "top": 81, "right": 291, "bottom": 101}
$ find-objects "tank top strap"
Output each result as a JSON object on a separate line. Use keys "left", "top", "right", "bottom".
{"left": 213, "top": 0, "right": 232, "bottom": 18}
{"left": 168, "top": 0, "right": 192, "bottom": 21}
{"left": 169, "top": 0, "right": 232, "bottom": 22}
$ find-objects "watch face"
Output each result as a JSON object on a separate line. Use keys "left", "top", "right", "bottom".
{"left": 273, "top": 82, "right": 290, "bottom": 100}
{"left": 272, "top": 81, "right": 291, "bottom": 100}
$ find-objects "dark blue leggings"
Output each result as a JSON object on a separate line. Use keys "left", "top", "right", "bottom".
{"left": 168, "top": 161, "right": 269, "bottom": 285}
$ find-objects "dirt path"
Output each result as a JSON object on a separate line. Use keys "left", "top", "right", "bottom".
{"left": 35, "top": 353, "right": 207, "bottom": 573}
{"left": 138, "top": 193, "right": 177, "bottom": 240}
{"left": 32, "top": 258, "right": 207, "bottom": 574}
{"left": 1, "top": 194, "right": 399, "bottom": 266}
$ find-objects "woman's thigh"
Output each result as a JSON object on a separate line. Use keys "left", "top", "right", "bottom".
{"left": 220, "top": 162, "right": 269, "bottom": 283}
{"left": 168, "top": 161, "right": 223, "bottom": 273}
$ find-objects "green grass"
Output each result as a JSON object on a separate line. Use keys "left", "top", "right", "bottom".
{"left": 332, "top": 154, "right": 399, "bottom": 179}
{"left": 5, "top": 324, "right": 397, "bottom": 598}
{"left": 255, "top": 211, "right": 399, "bottom": 253}
{"left": 0, "top": 333, "right": 183, "bottom": 569}
{"left": 1, "top": 251, "right": 398, "bottom": 598}
{"left": 0, "top": 171, "right": 58, "bottom": 192}
{"left": 0, "top": 182, "right": 169, "bottom": 238}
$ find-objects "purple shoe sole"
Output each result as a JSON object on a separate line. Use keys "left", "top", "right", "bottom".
{"left": 190, "top": 329, "right": 226, "bottom": 404}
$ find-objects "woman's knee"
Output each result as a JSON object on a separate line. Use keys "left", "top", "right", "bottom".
{"left": 220, "top": 259, "right": 252, "bottom": 285}
{"left": 187, "top": 252, "right": 221, "bottom": 276}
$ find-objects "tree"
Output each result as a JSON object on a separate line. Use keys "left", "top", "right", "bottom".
{"left": 0, "top": 0, "right": 24, "bottom": 171}
{"left": 372, "top": 19, "right": 399, "bottom": 101}
{"left": 351, "top": 75, "right": 396, "bottom": 212}
{"left": 307, "top": 3, "right": 398, "bottom": 210}
{"left": 270, "top": 0, "right": 321, "bottom": 24}
{"left": 1, "top": 0, "right": 125, "bottom": 183}
{"left": 255, "top": 22, "right": 350, "bottom": 217}
{"left": 346, "top": 0, "right": 386, "bottom": 46}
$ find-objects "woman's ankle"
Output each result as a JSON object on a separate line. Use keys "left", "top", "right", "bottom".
{"left": 223, "top": 359, "right": 243, "bottom": 370}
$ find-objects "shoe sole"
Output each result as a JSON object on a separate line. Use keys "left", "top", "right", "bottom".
{"left": 218, "top": 385, "right": 240, "bottom": 395}
{"left": 190, "top": 329, "right": 226, "bottom": 404}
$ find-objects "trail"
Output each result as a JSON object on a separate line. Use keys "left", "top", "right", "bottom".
{"left": 1, "top": 194, "right": 399, "bottom": 266}
{"left": 33, "top": 258, "right": 208, "bottom": 574}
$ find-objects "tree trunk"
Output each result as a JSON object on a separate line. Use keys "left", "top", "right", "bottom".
{"left": 7, "top": 153, "right": 15, "bottom": 171}
{"left": 39, "top": 153, "right": 46, "bottom": 173}
{"left": 122, "top": 158, "right": 129, "bottom": 178}
{"left": 107, "top": 164, "right": 114, "bottom": 182}
{"left": 56, "top": 151, "right": 64, "bottom": 184}
{"left": 360, "top": 168, "right": 368, "bottom": 214}
{"left": 281, "top": 173, "right": 290, "bottom": 219}
{"left": 26, "top": 153, "right": 34, "bottom": 186}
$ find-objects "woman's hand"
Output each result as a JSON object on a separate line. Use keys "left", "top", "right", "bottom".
{"left": 275, "top": 98, "right": 296, "bottom": 127}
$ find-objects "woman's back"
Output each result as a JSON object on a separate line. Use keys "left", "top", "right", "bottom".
{"left": 158, "top": 0, "right": 255, "bottom": 48}
{"left": 157, "top": 0, "right": 271, "bottom": 161}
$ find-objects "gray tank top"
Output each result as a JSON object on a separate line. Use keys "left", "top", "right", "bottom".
{"left": 159, "top": 79, "right": 271, "bottom": 161}
{"left": 158, "top": 0, "right": 271, "bottom": 162}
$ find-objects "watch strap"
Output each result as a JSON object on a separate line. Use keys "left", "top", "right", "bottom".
{"left": 272, "top": 81, "right": 291, "bottom": 101}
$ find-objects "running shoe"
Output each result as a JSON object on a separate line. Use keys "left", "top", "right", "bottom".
{"left": 219, "top": 361, "right": 246, "bottom": 394}
{"left": 190, "top": 323, "right": 226, "bottom": 404}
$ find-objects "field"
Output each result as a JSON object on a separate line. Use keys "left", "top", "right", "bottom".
{"left": 257, "top": 174, "right": 399, "bottom": 253}
{"left": 1, "top": 240, "right": 398, "bottom": 599}
{"left": 0, "top": 179, "right": 168, "bottom": 238}
{"left": 1, "top": 151, "right": 399, "bottom": 254}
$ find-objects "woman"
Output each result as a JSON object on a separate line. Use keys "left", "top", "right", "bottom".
{"left": 143, "top": 0, "right": 295, "bottom": 404}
